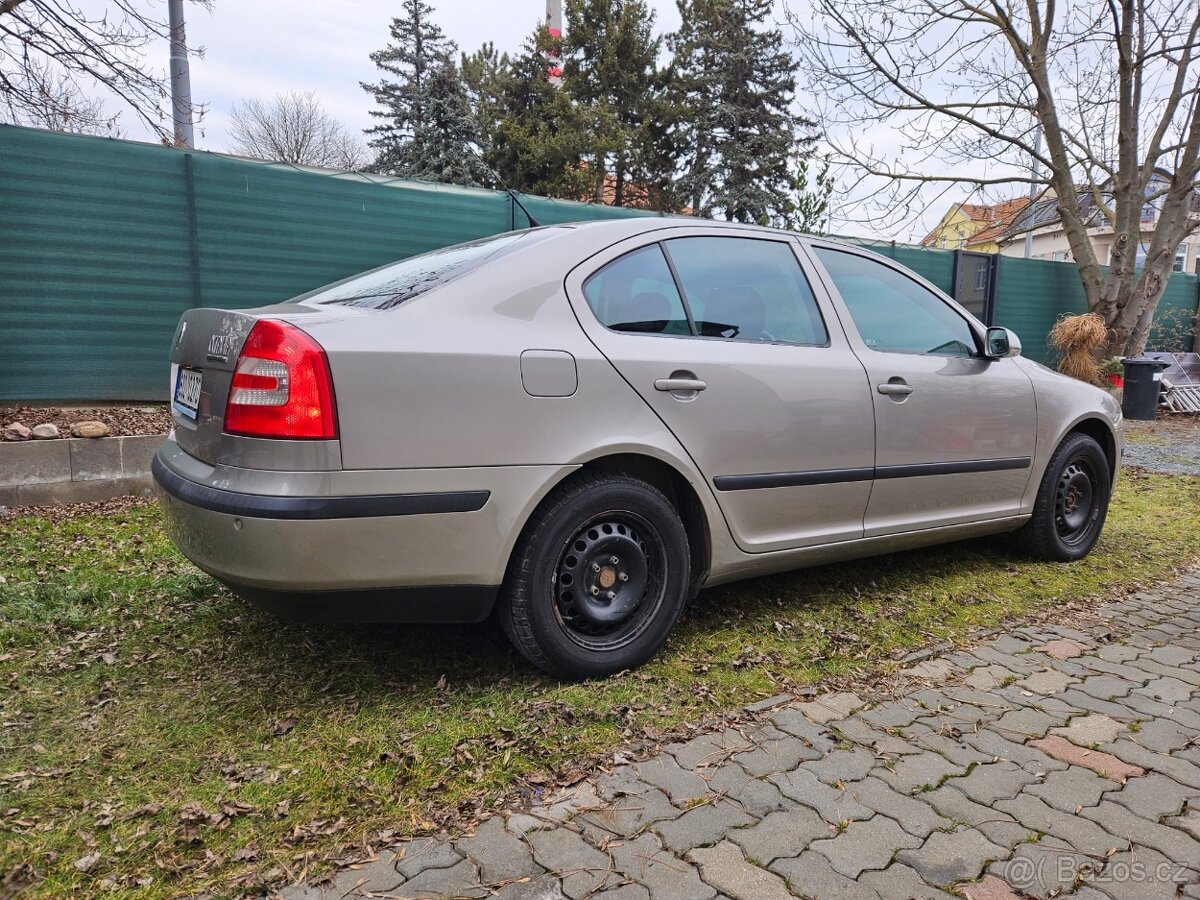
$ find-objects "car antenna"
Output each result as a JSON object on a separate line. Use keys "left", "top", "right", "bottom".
{"left": 506, "top": 188, "right": 542, "bottom": 228}
{"left": 465, "top": 141, "right": 542, "bottom": 228}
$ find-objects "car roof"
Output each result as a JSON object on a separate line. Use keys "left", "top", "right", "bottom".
{"left": 561, "top": 216, "right": 794, "bottom": 242}
{"left": 553, "top": 217, "right": 898, "bottom": 267}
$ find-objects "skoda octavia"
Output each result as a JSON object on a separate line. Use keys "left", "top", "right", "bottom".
{"left": 155, "top": 219, "right": 1122, "bottom": 679}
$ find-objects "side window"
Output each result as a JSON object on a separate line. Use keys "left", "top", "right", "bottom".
{"left": 663, "top": 237, "right": 828, "bottom": 345}
{"left": 813, "top": 248, "right": 978, "bottom": 356}
{"left": 583, "top": 245, "right": 692, "bottom": 335}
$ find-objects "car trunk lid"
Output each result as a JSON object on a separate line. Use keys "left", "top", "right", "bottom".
{"left": 168, "top": 304, "right": 358, "bottom": 466}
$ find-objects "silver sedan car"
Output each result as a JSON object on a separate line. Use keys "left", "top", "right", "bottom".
{"left": 155, "top": 218, "right": 1122, "bottom": 678}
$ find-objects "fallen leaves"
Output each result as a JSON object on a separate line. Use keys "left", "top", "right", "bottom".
{"left": 0, "top": 863, "right": 40, "bottom": 894}
{"left": 72, "top": 852, "right": 100, "bottom": 873}
{"left": 3, "top": 476, "right": 1200, "bottom": 898}
{"left": 284, "top": 817, "right": 347, "bottom": 846}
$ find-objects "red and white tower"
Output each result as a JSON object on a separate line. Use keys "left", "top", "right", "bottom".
{"left": 545, "top": 0, "right": 564, "bottom": 85}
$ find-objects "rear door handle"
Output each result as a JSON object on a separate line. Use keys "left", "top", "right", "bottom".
{"left": 877, "top": 382, "right": 915, "bottom": 396}
{"left": 654, "top": 377, "right": 707, "bottom": 393}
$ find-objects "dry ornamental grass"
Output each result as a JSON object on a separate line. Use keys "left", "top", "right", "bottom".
{"left": 1048, "top": 313, "right": 1108, "bottom": 385}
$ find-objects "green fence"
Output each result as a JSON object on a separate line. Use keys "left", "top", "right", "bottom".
{"left": 0, "top": 125, "right": 658, "bottom": 402}
{"left": 1, "top": 124, "right": 1196, "bottom": 402}
{"left": 857, "top": 241, "right": 957, "bottom": 295}
{"left": 993, "top": 256, "right": 1199, "bottom": 364}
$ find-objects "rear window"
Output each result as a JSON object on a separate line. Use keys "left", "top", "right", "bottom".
{"left": 294, "top": 228, "right": 563, "bottom": 310}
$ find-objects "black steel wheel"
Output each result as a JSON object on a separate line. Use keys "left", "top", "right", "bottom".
{"left": 499, "top": 472, "right": 690, "bottom": 679}
{"left": 1054, "top": 459, "right": 1098, "bottom": 546}
{"left": 553, "top": 512, "right": 667, "bottom": 651}
{"left": 1014, "top": 432, "right": 1111, "bottom": 562}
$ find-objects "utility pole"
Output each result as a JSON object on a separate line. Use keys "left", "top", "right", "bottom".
{"left": 1023, "top": 126, "right": 1041, "bottom": 259}
{"left": 168, "top": 0, "right": 194, "bottom": 147}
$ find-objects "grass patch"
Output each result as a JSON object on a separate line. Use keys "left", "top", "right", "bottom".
{"left": 2, "top": 472, "right": 1199, "bottom": 896}
{"left": 1122, "top": 429, "right": 1168, "bottom": 446}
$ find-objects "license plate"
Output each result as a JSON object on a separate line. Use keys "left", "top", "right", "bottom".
{"left": 172, "top": 365, "right": 202, "bottom": 421}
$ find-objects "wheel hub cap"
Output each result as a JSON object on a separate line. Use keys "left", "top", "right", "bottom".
{"left": 1056, "top": 463, "right": 1094, "bottom": 535}
{"left": 556, "top": 519, "right": 653, "bottom": 637}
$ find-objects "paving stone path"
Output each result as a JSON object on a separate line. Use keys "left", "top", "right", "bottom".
{"left": 285, "top": 573, "right": 1200, "bottom": 900}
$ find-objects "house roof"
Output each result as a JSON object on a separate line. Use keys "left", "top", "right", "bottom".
{"left": 1002, "top": 171, "right": 1200, "bottom": 241}
{"left": 920, "top": 197, "right": 1030, "bottom": 247}
{"left": 969, "top": 198, "right": 1032, "bottom": 244}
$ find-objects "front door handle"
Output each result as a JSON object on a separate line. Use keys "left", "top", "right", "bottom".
{"left": 877, "top": 381, "right": 915, "bottom": 396}
{"left": 655, "top": 377, "right": 707, "bottom": 393}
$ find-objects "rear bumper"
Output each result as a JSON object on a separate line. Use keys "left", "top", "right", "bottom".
{"left": 152, "top": 455, "right": 489, "bottom": 519}
{"left": 152, "top": 438, "right": 575, "bottom": 616}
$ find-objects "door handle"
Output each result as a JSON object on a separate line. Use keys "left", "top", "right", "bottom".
{"left": 877, "top": 382, "right": 915, "bottom": 396}
{"left": 655, "top": 377, "right": 707, "bottom": 393}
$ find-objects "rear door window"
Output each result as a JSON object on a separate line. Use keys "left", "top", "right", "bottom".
{"left": 583, "top": 245, "right": 693, "bottom": 335}
{"left": 663, "top": 237, "right": 828, "bottom": 345}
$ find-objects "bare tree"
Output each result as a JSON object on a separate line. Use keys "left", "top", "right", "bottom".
{"left": 789, "top": 0, "right": 1200, "bottom": 356}
{"left": 0, "top": 0, "right": 208, "bottom": 138}
{"left": 3, "top": 56, "right": 118, "bottom": 132}
{"left": 229, "top": 91, "right": 367, "bottom": 170}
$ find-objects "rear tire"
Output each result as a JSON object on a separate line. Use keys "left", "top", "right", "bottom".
{"left": 1013, "top": 432, "right": 1111, "bottom": 562}
{"left": 499, "top": 472, "right": 690, "bottom": 679}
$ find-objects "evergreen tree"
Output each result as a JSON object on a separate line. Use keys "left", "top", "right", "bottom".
{"left": 362, "top": 0, "right": 490, "bottom": 184}
{"left": 401, "top": 56, "right": 494, "bottom": 184}
{"left": 785, "top": 155, "right": 835, "bottom": 234}
{"left": 488, "top": 25, "right": 590, "bottom": 199}
{"left": 670, "top": 0, "right": 816, "bottom": 222}
{"left": 562, "top": 0, "right": 680, "bottom": 208}
{"left": 460, "top": 41, "right": 510, "bottom": 159}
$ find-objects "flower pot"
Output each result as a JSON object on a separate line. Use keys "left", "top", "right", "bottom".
{"left": 1105, "top": 373, "right": 1124, "bottom": 388}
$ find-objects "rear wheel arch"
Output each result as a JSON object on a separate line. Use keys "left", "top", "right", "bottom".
{"left": 581, "top": 454, "right": 711, "bottom": 599}
{"left": 509, "top": 452, "right": 711, "bottom": 601}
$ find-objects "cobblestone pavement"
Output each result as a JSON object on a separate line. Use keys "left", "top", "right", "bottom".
{"left": 284, "top": 573, "right": 1200, "bottom": 900}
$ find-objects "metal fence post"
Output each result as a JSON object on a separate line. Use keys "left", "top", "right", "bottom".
{"left": 986, "top": 253, "right": 1000, "bottom": 327}
{"left": 183, "top": 153, "right": 203, "bottom": 308}
{"left": 1193, "top": 276, "right": 1200, "bottom": 353}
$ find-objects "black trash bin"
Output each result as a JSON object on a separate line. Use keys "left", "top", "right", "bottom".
{"left": 1121, "top": 357, "right": 1170, "bottom": 420}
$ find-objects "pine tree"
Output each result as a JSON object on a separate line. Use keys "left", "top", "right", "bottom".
{"left": 460, "top": 41, "right": 510, "bottom": 158}
{"left": 401, "top": 56, "right": 495, "bottom": 184}
{"left": 786, "top": 155, "right": 835, "bottom": 234}
{"left": 668, "top": 0, "right": 720, "bottom": 214}
{"left": 488, "top": 25, "right": 590, "bottom": 199}
{"left": 670, "top": 0, "right": 817, "bottom": 222}
{"left": 562, "top": 0, "right": 679, "bottom": 208}
{"left": 363, "top": 0, "right": 490, "bottom": 185}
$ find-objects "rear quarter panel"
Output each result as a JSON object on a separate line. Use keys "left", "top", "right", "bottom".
{"left": 302, "top": 232, "right": 742, "bottom": 577}
{"left": 317, "top": 249, "right": 683, "bottom": 471}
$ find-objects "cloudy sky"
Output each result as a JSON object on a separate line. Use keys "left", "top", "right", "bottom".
{"left": 131, "top": 0, "right": 683, "bottom": 152}
{"left": 77, "top": 0, "right": 971, "bottom": 241}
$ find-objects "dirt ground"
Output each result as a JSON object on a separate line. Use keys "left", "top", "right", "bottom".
{"left": 1, "top": 405, "right": 172, "bottom": 438}
{"left": 1122, "top": 412, "right": 1200, "bottom": 474}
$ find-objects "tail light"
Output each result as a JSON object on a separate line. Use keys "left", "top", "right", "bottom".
{"left": 224, "top": 320, "right": 338, "bottom": 439}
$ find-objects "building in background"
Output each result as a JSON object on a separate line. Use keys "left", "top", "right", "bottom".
{"left": 996, "top": 172, "right": 1200, "bottom": 273}
{"left": 921, "top": 198, "right": 1029, "bottom": 253}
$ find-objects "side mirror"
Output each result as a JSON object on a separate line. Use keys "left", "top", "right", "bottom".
{"left": 985, "top": 326, "right": 1021, "bottom": 359}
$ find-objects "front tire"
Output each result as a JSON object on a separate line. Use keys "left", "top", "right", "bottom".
{"left": 1013, "top": 432, "right": 1111, "bottom": 561}
{"left": 499, "top": 472, "right": 690, "bottom": 679}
